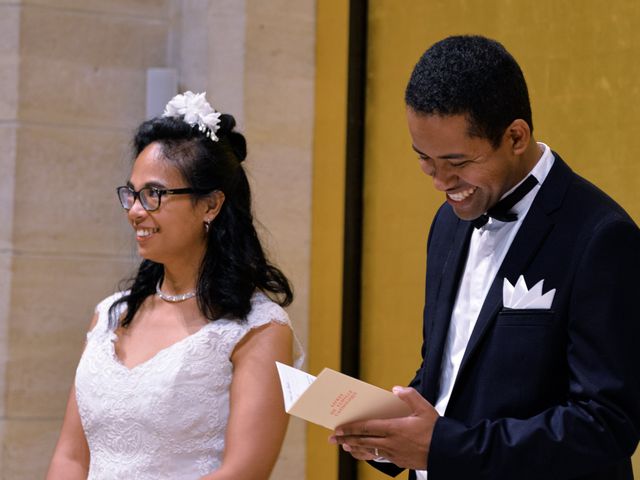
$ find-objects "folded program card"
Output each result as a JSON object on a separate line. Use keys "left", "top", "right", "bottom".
{"left": 503, "top": 275, "right": 556, "bottom": 309}
{"left": 276, "top": 362, "right": 412, "bottom": 430}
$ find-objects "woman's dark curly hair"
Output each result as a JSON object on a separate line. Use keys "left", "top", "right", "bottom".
{"left": 109, "top": 113, "right": 293, "bottom": 328}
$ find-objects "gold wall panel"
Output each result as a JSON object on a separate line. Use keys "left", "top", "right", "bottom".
{"left": 308, "top": 1, "right": 350, "bottom": 479}
{"left": 360, "top": 1, "right": 639, "bottom": 479}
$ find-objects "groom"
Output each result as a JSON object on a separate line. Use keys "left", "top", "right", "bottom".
{"left": 332, "top": 35, "right": 640, "bottom": 479}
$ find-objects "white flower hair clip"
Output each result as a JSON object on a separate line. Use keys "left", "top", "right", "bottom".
{"left": 162, "top": 91, "right": 222, "bottom": 141}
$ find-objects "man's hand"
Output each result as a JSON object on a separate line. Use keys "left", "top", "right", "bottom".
{"left": 329, "top": 387, "right": 439, "bottom": 470}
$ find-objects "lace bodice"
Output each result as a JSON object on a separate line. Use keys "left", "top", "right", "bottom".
{"left": 75, "top": 291, "right": 295, "bottom": 480}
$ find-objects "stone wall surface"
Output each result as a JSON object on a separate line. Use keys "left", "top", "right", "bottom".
{"left": 244, "top": 1, "right": 315, "bottom": 478}
{"left": 1, "top": 2, "right": 169, "bottom": 477}
{"left": 0, "top": 1, "right": 314, "bottom": 478}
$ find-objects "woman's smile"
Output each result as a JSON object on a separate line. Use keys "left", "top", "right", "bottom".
{"left": 135, "top": 227, "right": 159, "bottom": 239}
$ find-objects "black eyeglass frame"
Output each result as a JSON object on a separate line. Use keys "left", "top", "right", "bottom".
{"left": 116, "top": 185, "right": 213, "bottom": 212}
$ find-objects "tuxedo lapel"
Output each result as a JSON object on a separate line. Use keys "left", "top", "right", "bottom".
{"left": 456, "top": 205, "right": 554, "bottom": 374}
{"left": 455, "top": 154, "right": 572, "bottom": 382}
{"left": 422, "top": 218, "right": 472, "bottom": 402}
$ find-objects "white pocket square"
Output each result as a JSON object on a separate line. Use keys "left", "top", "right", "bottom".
{"left": 503, "top": 275, "right": 555, "bottom": 309}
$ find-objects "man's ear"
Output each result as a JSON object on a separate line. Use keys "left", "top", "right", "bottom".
{"left": 505, "top": 119, "right": 531, "bottom": 155}
{"left": 204, "top": 190, "right": 225, "bottom": 223}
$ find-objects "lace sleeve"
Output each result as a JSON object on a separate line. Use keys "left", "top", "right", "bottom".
{"left": 88, "top": 291, "right": 127, "bottom": 339}
{"left": 224, "top": 292, "right": 305, "bottom": 368}
{"left": 245, "top": 294, "right": 291, "bottom": 329}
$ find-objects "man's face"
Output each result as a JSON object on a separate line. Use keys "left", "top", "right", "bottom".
{"left": 407, "top": 108, "right": 528, "bottom": 221}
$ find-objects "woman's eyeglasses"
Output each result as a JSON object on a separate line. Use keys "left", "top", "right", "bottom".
{"left": 116, "top": 185, "right": 209, "bottom": 212}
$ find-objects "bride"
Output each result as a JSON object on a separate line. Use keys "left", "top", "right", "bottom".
{"left": 47, "top": 92, "right": 300, "bottom": 479}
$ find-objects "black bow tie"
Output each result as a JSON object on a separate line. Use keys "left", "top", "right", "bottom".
{"left": 471, "top": 175, "right": 538, "bottom": 229}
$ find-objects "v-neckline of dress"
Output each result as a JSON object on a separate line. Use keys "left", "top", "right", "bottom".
{"left": 108, "top": 322, "right": 217, "bottom": 372}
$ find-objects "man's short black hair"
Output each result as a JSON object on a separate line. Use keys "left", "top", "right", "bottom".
{"left": 405, "top": 35, "right": 533, "bottom": 148}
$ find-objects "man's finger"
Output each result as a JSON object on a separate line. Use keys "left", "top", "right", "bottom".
{"left": 342, "top": 443, "right": 376, "bottom": 460}
{"left": 335, "top": 419, "right": 389, "bottom": 437}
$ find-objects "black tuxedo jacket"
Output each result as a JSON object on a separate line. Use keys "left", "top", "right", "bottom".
{"left": 376, "top": 154, "right": 640, "bottom": 479}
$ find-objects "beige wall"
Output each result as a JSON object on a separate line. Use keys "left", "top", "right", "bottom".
{"left": 243, "top": 1, "right": 315, "bottom": 478}
{"left": 0, "top": 1, "right": 314, "bottom": 478}
{"left": 1, "top": 2, "right": 166, "bottom": 477}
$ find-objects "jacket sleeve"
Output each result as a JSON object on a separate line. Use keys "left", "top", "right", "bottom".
{"left": 428, "top": 218, "right": 640, "bottom": 479}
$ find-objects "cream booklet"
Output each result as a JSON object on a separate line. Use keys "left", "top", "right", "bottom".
{"left": 276, "top": 362, "right": 412, "bottom": 430}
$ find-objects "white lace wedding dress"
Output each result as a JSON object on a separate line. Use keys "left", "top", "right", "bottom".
{"left": 75, "top": 291, "right": 297, "bottom": 479}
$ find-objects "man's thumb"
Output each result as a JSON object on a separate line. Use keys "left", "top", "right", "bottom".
{"left": 392, "top": 386, "right": 429, "bottom": 413}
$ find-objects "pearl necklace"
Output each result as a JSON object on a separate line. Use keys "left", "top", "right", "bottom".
{"left": 155, "top": 280, "right": 196, "bottom": 303}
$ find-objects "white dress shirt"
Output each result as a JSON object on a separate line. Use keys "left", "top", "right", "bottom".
{"left": 415, "top": 143, "right": 555, "bottom": 480}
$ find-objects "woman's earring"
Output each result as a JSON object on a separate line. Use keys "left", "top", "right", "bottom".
{"left": 204, "top": 220, "right": 211, "bottom": 233}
